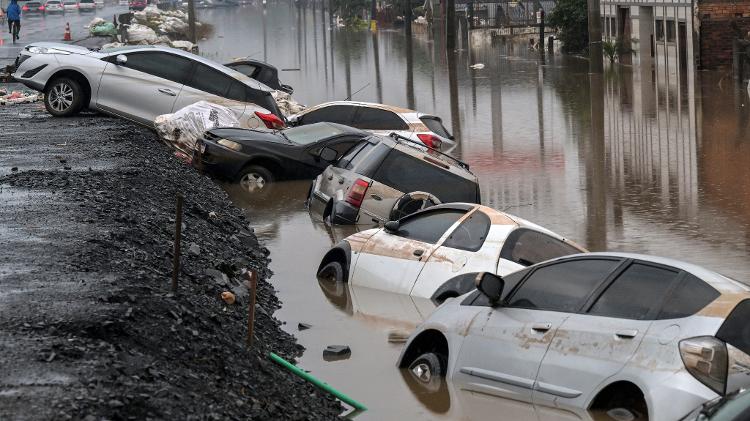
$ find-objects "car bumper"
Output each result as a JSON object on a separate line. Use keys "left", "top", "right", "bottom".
{"left": 193, "top": 139, "right": 248, "bottom": 181}
{"left": 330, "top": 200, "right": 359, "bottom": 225}
{"left": 11, "top": 53, "right": 50, "bottom": 91}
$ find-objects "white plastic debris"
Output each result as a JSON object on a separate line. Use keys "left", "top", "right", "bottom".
{"left": 127, "top": 23, "right": 158, "bottom": 44}
{"left": 414, "top": 16, "right": 428, "bottom": 24}
{"left": 85, "top": 17, "right": 106, "bottom": 29}
{"left": 469, "top": 63, "right": 485, "bottom": 69}
{"left": 0, "top": 90, "right": 42, "bottom": 105}
{"left": 154, "top": 101, "right": 240, "bottom": 154}
{"left": 101, "top": 42, "right": 125, "bottom": 49}
{"left": 272, "top": 90, "right": 306, "bottom": 116}
{"left": 169, "top": 40, "right": 194, "bottom": 51}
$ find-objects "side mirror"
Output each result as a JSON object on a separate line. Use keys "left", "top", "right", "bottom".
{"left": 319, "top": 147, "right": 337, "bottom": 162}
{"left": 115, "top": 54, "right": 127, "bottom": 65}
{"left": 475, "top": 272, "right": 504, "bottom": 304}
{"left": 384, "top": 220, "right": 400, "bottom": 233}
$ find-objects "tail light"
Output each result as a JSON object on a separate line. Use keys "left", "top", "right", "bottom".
{"left": 22, "top": 5, "right": 29, "bottom": 10}
{"left": 679, "top": 336, "right": 728, "bottom": 395}
{"left": 39, "top": 5, "right": 45, "bottom": 10}
{"left": 345, "top": 179, "right": 370, "bottom": 208}
{"left": 255, "top": 111, "right": 285, "bottom": 130}
{"left": 417, "top": 133, "right": 442, "bottom": 149}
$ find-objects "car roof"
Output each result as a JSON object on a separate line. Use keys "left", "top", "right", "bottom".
{"left": 372, "top": 134, "right": 475, "bottom": 179}
{"left": 301, "top": 101, "right": 419, "bottom": 117}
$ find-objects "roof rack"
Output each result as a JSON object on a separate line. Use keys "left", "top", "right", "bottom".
{"left": 387, "top": 132, "right": 471, "bottom": 171}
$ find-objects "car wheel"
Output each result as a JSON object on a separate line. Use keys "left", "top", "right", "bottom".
{"left": 237, "top": 165, "right": 274, "bottom": 194}
{"left": 408, "top": 352, "right": 447, "bottom": 394}
{"left": 317, "top": 261, "right": 345, "bottom": 283}
{"left": 44, "top": 77, "right": 84, "bottom": 117}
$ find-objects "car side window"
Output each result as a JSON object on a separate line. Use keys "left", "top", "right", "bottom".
{"left": 300, "top": 105, "right": 357, "bottom": 125}
{"left": 187, "top": 64, "right": 235, "bottom": 98}
{"left": 353, "top": 108, "right": 409, "bottom": 130}
{"left": 588, "top": 263, "right": 679, "bottom": 320}
{"left": 342, "top": 142, "right": 376, "bottom": 170}
{"left": 441, "top": 210, "right": 491, "bottom": 252}
{"left": 121, "top": 52, "right": 192, "bottom": 84}
{"left": 225, "top": 63, "right": 259, "bottom": 78}
{"left": 226, "top": 81, "right": 246, "bottom": 102}
{"left": 657, "top": 274, "right": 720, "bottom": 319}
{"left": 507, "top": 259, "right": 621, "bottom": 313}
{"left": 394, "top": 209, "right": 467, "bottom": 244}
{"left": 309, "top": 139, "right": 360, "bottom": 159}
{"left": 500, "top": 228, "right": 582, "bottom": 267}
{"left": 461, "top": 267, "right": 534, "bottom": 307}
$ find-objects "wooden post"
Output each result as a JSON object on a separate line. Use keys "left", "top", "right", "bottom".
{"left": 246, "top": 270, "right": 258, "bottom": 347}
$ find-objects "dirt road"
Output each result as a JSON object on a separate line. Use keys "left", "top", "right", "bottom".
{"left": 0, "top": 101, "right": 341, "bottom": 420}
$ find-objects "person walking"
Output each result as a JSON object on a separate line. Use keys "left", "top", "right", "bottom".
{"left": 7, "top": 0, "right": 21, "bottom": 39}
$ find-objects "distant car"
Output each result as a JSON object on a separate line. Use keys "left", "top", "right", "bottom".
{"left": 22, "top": 1, "right": 45, "bottom": 14}
{"left": 680, "top": 388, "right": 750, "bottom": 420}
{"left": 317, "top": 203, "right": 586, "bottom": 300}
{"left": 289, "top": 101, "right": 454, "bottom": 150}
{"left": 43, "top": 0, "right": 65, "bottom": 13}
{"left": 129, "top": 0, "right": 147, "bottom": 10}
{"left": 119, "top": 0, "right": 129, "bottom": 5}
{"left": 78, "top": 0, "right": 96, "bottom": 10}
{"left": 308, "top": 133, "right": 479, "bottom": 226}
{"left": 95, "top": 0, "right": 104, "bottom": 7}
{"left": 13, "top": 43, "right": 283, "bottom": 130}
{"left": 398, "top": 253, "right": 750, "bottom": 420}
{"left": 194, "top": 123, "right": 373, "bottom": 193}
{"left": 224, "top": 59, "right": 294, "bottom": 94}
{"left": 62, "top": 0, "right": 78, "bottom": 11}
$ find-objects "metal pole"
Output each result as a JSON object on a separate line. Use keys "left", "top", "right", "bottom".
{"left": 587, "top": 0, "right": 603, "bottom": 73}
{"left": 188, "top": 0, "right": 196, "bottom": 44}
{"left": 539, "top": 9, "right": 545, "bottom": 51}
{"left": 171, "top": 194, "right": 184, "bottom": 293}
{"left": 246, "top": 270, "right": 258, "bottom": 347}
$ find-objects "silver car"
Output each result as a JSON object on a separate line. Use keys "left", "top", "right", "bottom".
{"left": 398, "top": 253, "right": 750, "bottom": 420}
{"left": 12, "top": 43, "right": 284, "bottom": 129}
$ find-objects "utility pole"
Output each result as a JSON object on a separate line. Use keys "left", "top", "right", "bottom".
{"left": 370, "top": 0, "right": 377, "bottom": 31}
{"left": 404, "top": 0, "right": 412, "bottom": 36}
{"left": 587, "top": 0, "right": 602, "bottom": 73}
{"left": 188, "top": 0, "right": 196, "bottom": 44}
{"left": 538, "top": 9, "right": 544, "bottom": 51}
{"left": 446, "top": 0, "right": 456, "bottom": 50}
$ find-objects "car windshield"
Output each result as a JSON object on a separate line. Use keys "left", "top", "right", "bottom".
{"left": 281, "top": 123, "right": 347, "bottom": 145}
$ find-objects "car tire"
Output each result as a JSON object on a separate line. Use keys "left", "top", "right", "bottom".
{"left": 408, "top": 352, "right": 446, "bottom": 394}
{"left": 44, "top": 77, "right": 85, "bottom": 117}
{"left": 237, "top": 165, "right": 274, "bottom": 194}
{"left": 317, "top": 261, "right": 345, "bottom": 283}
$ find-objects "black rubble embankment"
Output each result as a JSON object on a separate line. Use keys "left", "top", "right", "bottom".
{"left": 0, "top": 104, "right": 341, "bottom": 420}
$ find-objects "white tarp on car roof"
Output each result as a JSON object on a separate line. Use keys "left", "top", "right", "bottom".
{"left": 155, "top": 100, "right": 240, "bottom": 155}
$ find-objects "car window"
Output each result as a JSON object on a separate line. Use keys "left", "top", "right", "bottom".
{"left": 121, "top": 52, "right": 192, "bottom": 84}
{"left": 282, "top": 123, "right": 348, "bottom": 145}
{"left": 394, "top": 209, "right": 466, "bottom": 244}
{"left": 500, "top": 228, "right": 582, "bottom": 267}
{"left": 341, "top": 142, "right": 376, "bottom": 170}
{"left": 717, "top": 300, "right": 750, "bottom": 357}
{"left": 300, "top": 105, "right": 357, "bottom": 125}
{"left": 507, "top": 259, "right": 621, "bottom": 313}
{"left": 441, "top": 210, "right": 491, "bottom": 252}
{"left": 462, "top": 267, "right": 534, "bottom": 307}
{"left": 187, "top": 63, "right": 234, "bottom": 98}
{"left": 420, "top": 116, "right": 452, "bottom": 138}
{"left": 372, "top": 149, "right": 478, "bottom": 202}
{"left": 588, "top": 263, "right": 679, "bottom": 320}
{"left": 353, "top": 107, "right": 409, "bottom": 130}
{"left": 225, "top": 63, "right": 259, "bottom": 78}
{"left": 246, "top": 88, "right": 283, "bottom": 118}
{"left": 658, "top": 274, "right": 720, "bottom": 319}
{"left": 225, "top": 81, "right": 247, "bottom": 102}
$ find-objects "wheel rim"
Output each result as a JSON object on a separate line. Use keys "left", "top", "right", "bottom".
{"left": 411, "top": 363, "right": 432, "bottom": 383}
{"left": 240, "top": 172, "right": 266, "bottom": 193}
{"left": 48, "top": 82, "right": 74, "bottom": 112}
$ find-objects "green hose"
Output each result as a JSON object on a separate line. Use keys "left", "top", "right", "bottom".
{"left": 268, "top": 352, "right": 367, "bottom": 412}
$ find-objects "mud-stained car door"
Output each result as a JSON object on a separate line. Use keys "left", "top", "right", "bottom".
{"left": 351, "top": 208, "right": 467, "bottom": 295}
{"left": 453, "top": 258, "right": 622, "bottom": 402}
{"left": 532, "top": 261, "right": 679, "bottom": 406}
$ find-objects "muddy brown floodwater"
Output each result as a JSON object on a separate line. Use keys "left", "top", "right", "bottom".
{"left": 200, "top": 1, "right": 750, "bottom": 419}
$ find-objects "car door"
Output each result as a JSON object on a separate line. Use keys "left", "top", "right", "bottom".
{"left": 96, "top": 51, "right": 192, "bottom": 125}
{"left": 411, "top": 208, "right": 503, "bottom": 298}
{"left": 351, "top": 107, "right": 409, "bottom": 133}
{"left": 453, "top": 258, "right": 623, "bottom": 403}
{"left": 297, "top": 104, "right": 358, "bottom": 126}
{"left": 172, "top": 63, "right": 250, "bottom": 125}
{"left": 351, "top": 208, "right": 467, "bottom": 295}
{"left": 532, "top": 260, "right": 680, "bottom": 407}
{"left": 497, "top": 228, "right": 585, "bottom": 276}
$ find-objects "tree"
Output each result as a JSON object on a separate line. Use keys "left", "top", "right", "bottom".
{"left": 546, "top": 0, "right": 588, "bottom": 54}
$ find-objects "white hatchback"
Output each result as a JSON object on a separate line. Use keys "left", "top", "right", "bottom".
{"left": 397, "top": 253, "right": 750, "bottom": 420}
{"left": 317, "top": 203, "right": 586, "bottom": 301}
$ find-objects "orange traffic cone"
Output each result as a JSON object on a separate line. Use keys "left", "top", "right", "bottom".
{"left": 63, "top": 22, "right": 71, "bottom": 41}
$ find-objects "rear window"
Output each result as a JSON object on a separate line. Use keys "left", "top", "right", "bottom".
{"left": 372, "top": 149, "right": 478, "bottom": 203}
{"left": 80, "top": 0, "right": 94, "bottom": 3}
{"left": 657, "top": 274, "right": 720, "bottom": 319}
{"left": 27, "top": 2, "right": 42, "bottom": 5}
{"left": 717, "top": 299, "right": 750, "bottom": 356}
{"left": 420, "top": 116, "right": 452, "bottom": 138}
{"left": 282, "top": 123, "right": 346, "bottom": 145}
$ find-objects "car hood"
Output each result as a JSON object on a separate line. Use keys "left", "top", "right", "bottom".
{"left": 27, "top": 42, "right": 96, "bottom": 56}
{"left": 207, "top": 127, "right": 290, "bottom": 145}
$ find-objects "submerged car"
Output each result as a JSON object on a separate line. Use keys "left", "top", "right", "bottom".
{"left": 224, "top": 59, "right": 294, "bottom": 94}
{"left": 22, "top": 1, "right": 44, "bottom": 14}
{"left": 12, "top": 43, "right": 283, "bottom": 129}
{"left": 308, "top": 134, "right": 479, "bottom": 226}
{"left": 194, "top": 123, "right": 372, "bottom": 193}
{"left": 680, "top": 388, "right": 750, "bottom": 420}
{"left": 288, "top": 101, "right": 454, "bottom": 150}
{"left": 317, "top": 203, "right": 585, "bottom": 301}
{"left": 398, "top": 253, "right": 750, "bottom": 420}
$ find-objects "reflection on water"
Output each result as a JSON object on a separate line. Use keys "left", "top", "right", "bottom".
{"left": 206, "top": 2, "right": 750, "bottom": 418}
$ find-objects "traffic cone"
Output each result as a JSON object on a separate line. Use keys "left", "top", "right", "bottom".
{"left": 63, "top": 22, "right": 71, "bottom": 41}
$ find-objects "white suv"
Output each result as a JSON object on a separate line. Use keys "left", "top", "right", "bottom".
{"left": 398, "top": 253, "right": 750, "bottom": 420}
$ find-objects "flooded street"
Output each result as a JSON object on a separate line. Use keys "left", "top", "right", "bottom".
{"left": 198, "top": 2, "right": 750, "bottom": 419}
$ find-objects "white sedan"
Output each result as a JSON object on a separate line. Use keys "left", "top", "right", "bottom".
{"left": 317, "top": 203, "right": 586, "bottom": 301}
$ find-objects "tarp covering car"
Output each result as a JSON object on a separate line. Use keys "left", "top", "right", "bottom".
{"left": 155, "top": 101, "right": 240, "bottom": 155}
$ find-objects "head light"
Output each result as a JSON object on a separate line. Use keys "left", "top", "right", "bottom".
{"left": 27, "top": 46, "right": 71, "bottom": 55}
{"left": 217, "top": 138, "right": 242, "bottom": 151}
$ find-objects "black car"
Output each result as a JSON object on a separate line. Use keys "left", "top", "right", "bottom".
{"left": 194, "top": 122, "right": 373, "bottom": 193}
{"left": 224, "top": 59, "right": 294, "bottom": 94}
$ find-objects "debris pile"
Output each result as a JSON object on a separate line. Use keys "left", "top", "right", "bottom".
{"left": 88, "top": 17, "right": 117, "bottom": 37}
{"left": 0, "top": 89, "right": 42, "bottom": 105}
{"left": 133, "top": 5, "right": 209, "bottom": 42}
{"left": 273, "top": 90, "right": 306, "bottom": 115}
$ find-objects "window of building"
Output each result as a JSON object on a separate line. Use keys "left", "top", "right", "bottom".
{"left": 655, "top": 19, "right": 664, "bottom": 41}
{"left": 666, "top": 20, "right": 676, "bottom": 42}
